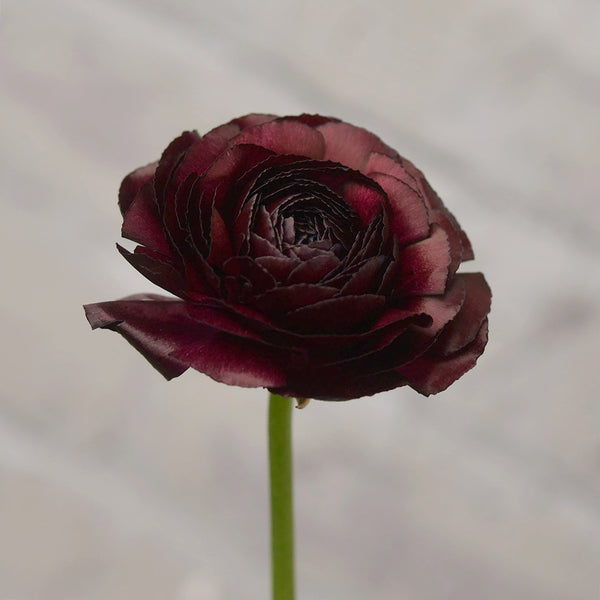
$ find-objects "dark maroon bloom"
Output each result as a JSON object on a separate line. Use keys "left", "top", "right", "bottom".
{"left": 84, "top": 114, "right": 491, "bottom": 400}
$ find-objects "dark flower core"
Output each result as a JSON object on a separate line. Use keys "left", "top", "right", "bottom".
{"left": 85, "top": 114, "right": 491, "bottom": 400}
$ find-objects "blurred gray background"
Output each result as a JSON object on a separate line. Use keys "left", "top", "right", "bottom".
{"left": 1, "top": 0, "right": 599, "bottom": 598}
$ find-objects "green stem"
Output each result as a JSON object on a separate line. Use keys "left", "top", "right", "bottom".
{"left": 269, "top": 393, "right": 295, "bottom": 600}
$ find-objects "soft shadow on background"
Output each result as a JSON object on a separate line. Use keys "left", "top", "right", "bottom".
{"left": 1, "top": 1, "right": 599, "bottom": 599}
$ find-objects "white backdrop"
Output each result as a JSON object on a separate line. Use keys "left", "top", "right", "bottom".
{"left": 1, "top": 1, "right": 599, "bottom": 598}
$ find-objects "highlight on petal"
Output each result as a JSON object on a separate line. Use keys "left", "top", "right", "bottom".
{"left": 370, "top": 172, "right": 430, "bottom": 246}
{"left": 394, "top": 225, "right": 452, "bottom": 296}
{"left": 318, "top": 121, "right": 398, "bottom": 171}
{"left": 231, "top": 120, "right": 326, "bottom": 159}
{"left": 172, "top": 334, "right": 287, "bottom": 388}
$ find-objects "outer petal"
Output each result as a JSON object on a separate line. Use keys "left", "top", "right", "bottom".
{"left": 121, "top": 181, "right": 170, "bottom": 255}
{"left": 230, "top": 119, "right": 326, "bottom": 159}
{"left": 399, "top": 320, "right": 489, "bottom": 396}
{"left": 157, "top": 115, "right": 275, "bottom": 191}
{"left": 84, "top": 295, "right": 287, "bottom": 387}
{"left": 153, "top": 131, "right": 201, "bottom": 214}
{"left": 118, "top": 162, "right": 158, "bottom": 216}
{"left": 84, "top": 295, "right": 195, "bottom": 379}
{"left": 370, "top": 173, "right": 430, "bottom": 246}
{"left": 433, "top": 273, "right": 492, "bottom": 355}
{"left": 318, "top": 121, "right": 398, "bottom": 171}
{"left": 394, "top": 225, "right": 452, "bottom": 296}
{"left": 271, "top": 368, "right": 408, "bottom": 401}
{"left": 172, "top": 333, "right": 287, "bottom": 388}
{"left": 117, "top": 244, "right": 185, "bottom": 297}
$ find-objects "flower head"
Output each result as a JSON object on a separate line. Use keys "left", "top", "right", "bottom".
{"left": 85, "top": 114, "right": 491, "bottom": 400}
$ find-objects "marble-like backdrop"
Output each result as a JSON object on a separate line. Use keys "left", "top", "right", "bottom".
{"left": 1, "top": 1, "right": 599, "bottom": 598}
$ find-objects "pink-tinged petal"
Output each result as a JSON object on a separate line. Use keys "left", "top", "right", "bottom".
{"left": 118, "top": 162, "right": 158, "bottom": 216}
{"left": 433, "top": 273, "right": 491, "bottom": 355}
{"left": 121, "top": 181, "right": 170, "bottom": 255}
{"left": 364, "top": 153, "right": 420, "bottom": 193}
{"left": 287, "top": 254, "right": 340, "bottom": 284}
{"left": 342, "top": 180, "right": 386, "bottom": 225}
{"left": 231, "top": 120, "right": 326, "bottom": 159}
{"left": 400, "top": 319, "right": 489, "bottom": 396}
{"left": 171, "top": 333, "right": 287, "bottom": 388}
{"left": 255, "top": 284, "right": 339, "bottom": 315}
{"left": 230, "top": 113, "right": 278, "bottom": 129}
{"left": 83, "top": 296, "right": 201, "bottom": 379}
{"left": 117, "top": 244, "right": 185, "bottom": 296}
{"left": 370, "top": 173, "right": 430, "bottom": 246}
{"left": 339, "top": 256, "right": 387, "bottom": 295}
{"left": 430, "top": 209, "right": 463, "bottom": 278}
{"left": 285, "top": 294, "right": 385, "bottom": 334}
{"left": 318, "top": 121, "right": 398, "bottom": 171}
{"left": 394, "top": 225, "right": 451, "bottom": 295}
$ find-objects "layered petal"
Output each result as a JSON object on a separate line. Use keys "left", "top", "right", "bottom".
{"left": 88, "top": 114, "right": 490, "bottom": 400}
{"left": 400, "top": 320, "right": 489, "bottom": 396}
{"left": 84, "top": 295, "right": 287, "bottom": 388}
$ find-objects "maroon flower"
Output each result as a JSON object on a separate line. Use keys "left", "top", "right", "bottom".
{"left": 84, "top": 114, "right": 491, "bottom": 400}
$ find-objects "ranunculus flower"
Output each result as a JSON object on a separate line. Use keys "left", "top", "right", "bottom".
{"left": 84, "top": 114, "right": 491, "bottom": 400}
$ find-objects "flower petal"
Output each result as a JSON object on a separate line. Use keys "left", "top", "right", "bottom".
{"left": 394, "top": 225, "right": 451, "bottom": 295}
{"left": 172, "top": 333, "right": 287, "bottom": 388}
{"left": 318, "top": 121, "right": 398, "bottom": 171}
{"left": 433, "top": 273, "right": 491, "bottom": 355}
{"left": 342, "top": 180, "right": 387, "bottom": 225}
{"left": 118, "top": 162, "right": 157, "bottom": 216}
{"left": 84, "top": 295, "right": 287, "bottom": 388}
{"left": 399, "top": 319, "right": 489, "bottom": 396}
{"left": 84, "top": 296, "right": 197, "bottom": 379}
{"left": 255, "top": 283, "right": 339, "bottom": 315}
{"left": 286, "top": 254, "right": 340, "bottom": 284}
{"left": 121, "top": 181, "right": 170, "bottom": 255}
{"left": 370, "top": 173, "right": 430, "bottom": 246}
{"left": 285, "top": 294, "right": 385, "bottom": 334}
{"left": 153, "top": 131, "right": 201, "bottom": 214}
{"left": 117, "top": 244, "right": 185, "bottom": 296}
{"left": 271, "top": 368, "right": 408, "bottom": 401}
{"left": 231, "top": 120, "right": 326, "bottom": 159}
